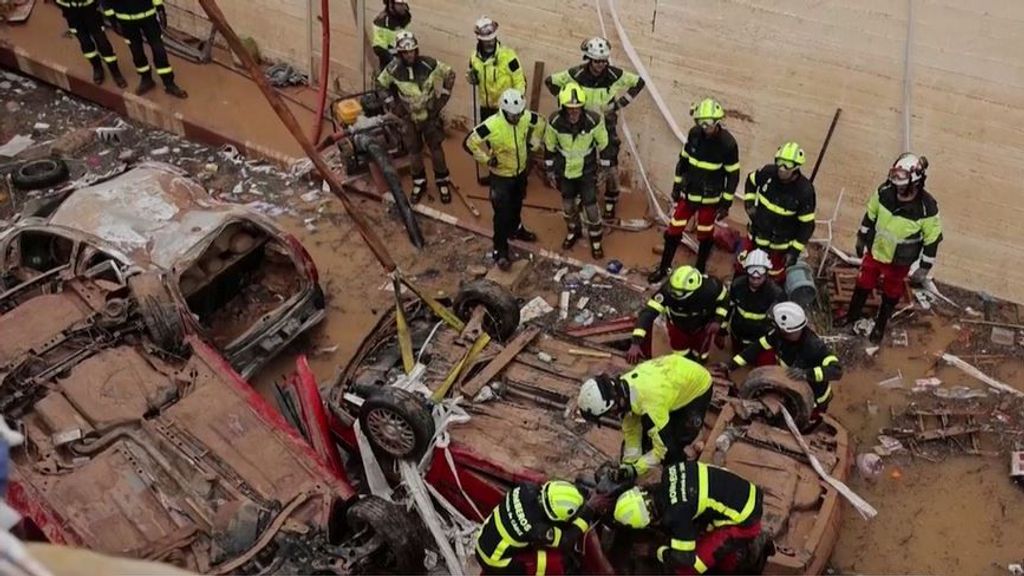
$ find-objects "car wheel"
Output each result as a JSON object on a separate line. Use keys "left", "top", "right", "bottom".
{"left": 11, "top": 158, "right": 69, "bottom": 191}
{"left": 359, "top": 387, "right": 435, "bottom": 461}
{"left": 738, "top": 366, "right": 816, "bottom": 431}
{"left": 453, "top": 279, "right": 520, "bottom": 343}
{"left": 128, "top": 274, "right": 187, "bottom": 356}
{"left": 344, "top": 495, "right": 427, "bottom": 574}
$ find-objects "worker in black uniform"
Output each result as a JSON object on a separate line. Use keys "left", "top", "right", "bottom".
{"left": 649, "top": 98, "right": 740, "bottom": 281}
{"left": 58, "top": 0, "right": 126, "bottom": 87}
{"left": 719, "top": 249, "right": 785, "bottom": 365}
{"left": 102, "top": 0, "right": 187, "bottom": 98}
{"left": 740, "top": 141, "right": 817, "bottom": 283}
{"left": 627, "top": 265, "right": 727, "bottom": 365}
{"left": 718, "top": 302, "right": 843, "bottom": 431}
{"left": 476, "top": 480, "right": 608, "bottom": 575}
{"left": 612, "top": 461, "right": 769, "bottom": 575}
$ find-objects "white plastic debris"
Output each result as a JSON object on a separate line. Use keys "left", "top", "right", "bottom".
{"left": 891, "top": 330, "right": 909, "bottom": 347}
{"left": 853, "top": 318, "right": 874, "bottom": 337}
{"left": 856, "top": 453, "right": 884, "bottom": 483}
{"left": 932, "top": 386, "right": 987, "bottom": 400}
{"left": 553, "top": 267, "right": 569, "bottom": 283}
{"left": 912, "top": 377, "right": 942, "bottom": 393}
{"left": 576, "top": 296, "right": 591, "bottom": 310}
{"left": 941, "top": 353, "right": 1024, "bottom": 397}
{"left": 579, "top": 265, "right": 600, "bottom": 282}
{"left": 536, "top": 352, "right": 554, "bottom": 363}
{"left": 0, "top": 134, "right": 33, "bottom": 157}
{"left": 31, "top": 122, "right": 50, "bottom": 131}
{"left": 559, "top": 291, "right": 570, "bottom": 320}
{"left": 300, "top": 190, "right": 320, "bottom": 203}
{"left": 865, "top": 345, "right": 880, "bottom": 357}
{"left": 150, "top": 146, "right": 170, "bottom": 156}
{"left": 877, "top": 371, "right": 904, "bottom": 389}
{"left": 520, "top": 296, "right": 555, "bottom": 324}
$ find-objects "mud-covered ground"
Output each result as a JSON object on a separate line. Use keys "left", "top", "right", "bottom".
{"left": 3, "top": 73, "right": 1023, "bottom": 575}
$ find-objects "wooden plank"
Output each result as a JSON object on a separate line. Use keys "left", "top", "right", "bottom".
{"left": 461, "top": 326, "right": 541, "bottom": 398}
{"left": 529, "top": 60, "right": 545, "bottom": 111}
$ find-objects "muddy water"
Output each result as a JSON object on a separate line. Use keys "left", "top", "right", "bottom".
{"left": 253, "top": 134, "right": 1024, "bottom": 576}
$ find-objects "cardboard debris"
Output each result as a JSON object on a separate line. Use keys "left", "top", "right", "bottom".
{"left": 576, "top": 296, "right": 590, "bottom": 310}
{"left": 0, "top": 134, "right": 33, "bottom": 157}
{"left": 874, "top": 435, "right": 906, "bottom": 456}
{"left": 891, "top": 330, "right": 909, "bottom": 347}
{"left": 877, "top": 372, "right": 904, "bottom": 389}
{"left": 991, "top": 326, "right": 1016, "bottom": 346}
{"left": 558, "top": 291, "right": 570, "bottom": 320}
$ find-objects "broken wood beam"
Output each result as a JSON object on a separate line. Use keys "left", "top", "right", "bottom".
{"left": 529, "top": 61, "right": 545, "bottom": 111}
{"left": 567, "top": 348, "right": 613, "bottom": 359}
{"left": 564, "top": 316, "right": 637, "bottom": 338}
{"left": 461, "top": 326, "right": 541, "bottom": 398}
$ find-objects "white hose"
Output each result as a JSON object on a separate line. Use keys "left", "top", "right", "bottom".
{"left": 901, "top": 0, "right": 915, "bottom": 151}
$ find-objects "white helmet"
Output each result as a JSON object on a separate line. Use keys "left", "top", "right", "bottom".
{"left": 578, "top": 376, "right": 616, "bottom": 419}
{"left": 743, "top": 249, "right": 771, "bottom": 276}
{"left": 889, "top": 153, "right": 928, "bottom": 186}
{"left": 499, "top": 88, "right": 526, "bottom": 116}
{"left": 581, "top": 37, "right": 611, "bottom": 61}
{"left": 772, "top": 301, "right": 807, "bottom": 333}
{"left": 474, "top": 17, "right": 498, "bottom": 41}
{"left": 395, "top": 30, "right": 418, "bottom": 52}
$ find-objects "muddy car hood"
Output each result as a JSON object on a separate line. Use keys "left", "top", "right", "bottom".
{"left": 46, "top": 162, "right": 268, "bottom": 270}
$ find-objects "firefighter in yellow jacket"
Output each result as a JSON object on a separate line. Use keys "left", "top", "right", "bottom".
{"left": 371, "top": 0, "right": 411, "bottom": 69}
{"left": 577, "top": 354, "right": 713, "bottom": 480}
{"left": 467, "top": 17, "right": 526, "bottom": 122}
{"left": 464, "top": 89, "right": 545, "bottom": 271}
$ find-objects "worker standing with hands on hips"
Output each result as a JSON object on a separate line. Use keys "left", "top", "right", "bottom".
{"left": 649, "top": 99, "right": 740, "bottom": 282}
{"left": 718, "top": 302, "right": 843, "bottom": 431}
{"left": 371, "top": 0, "right": 411, "bottom": 70}
{"left": 577, "top": 354, "right": 714, "bottom": 480}
{"left": 58, "top": 0, "right": 127, "bottom": 87}
{"left": 544, "top": 82, "right": 609, "bottom": 259}
{"left": 545, "top": 37, "right": 646, "bottom": 220}
{"left": 741, "top": 142, "right": 817, "bottom": 283}
{"left": 628, "top": 265, "right": 728, "bottom": 365}
{"left": 377, "top": 31, "right": 456, "bottom": 205}
{"left": 102, "top": 0, "right": 187, "bottom": 98}
{"left": 721, "top": 249, "right": 785, "bottom": 364}
{"left": 463, "top": 89, "right": 545, "bottom": 271}
{"left": 838, "top": 153, "right": 942, "bottom": 344}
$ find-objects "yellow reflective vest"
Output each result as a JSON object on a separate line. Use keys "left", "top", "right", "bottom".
{"left": 543, "top": 109, "right": 609, "bottom": 179}
{"left": 470, "top": 43, "right": 527, "bottom": 110}
{"left": 464, "top": 111, "right": 546, "bottom": 178}
{"left": 376, "top": 56, "right": 454, "bottom": 123}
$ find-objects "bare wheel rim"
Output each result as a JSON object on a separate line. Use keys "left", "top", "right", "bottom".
{"left": 365, "top": 407, "right": 416, "bottom": 455}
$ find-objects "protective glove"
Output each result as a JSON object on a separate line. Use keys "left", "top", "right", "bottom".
{"left": 488, "top": 156, "right": 499, "bottom": 168}
{"left": 716, "top": 203, "right": 731, "bottom": 221}
{"left": 156, "top": 5, "right": 167, "bottom": 28}
{"left": 466, "top": 68, "right": 479, "bottom": 86}
{"left": 626, "top": 343, "right": 645, "bottom": 364}
{"left": 784, "top": 250, "right": 800, "bottom": 268}
{"left": 910, "top": 267, "right": 930, "bottom": 286}
{"left": 855, "top": 234, "right": 867, "bottom": 258}
{"left": 615, "top": 462, "right": 638, "bottom": 484}
{"left": 786, "top": 366, "right": 810, "bottom": 382}
{"left": 671, "top": 186, "right": 683, "bottom": 203}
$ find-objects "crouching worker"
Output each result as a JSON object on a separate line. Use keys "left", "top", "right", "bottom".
{"left": 613, "top": 461, "right": 770, "bottom": 575}
{"left": 476, "top": 480, "right": 609, "bottom": 575}
{"left": 577, "top": 354, "right": 713, "bottom": 480}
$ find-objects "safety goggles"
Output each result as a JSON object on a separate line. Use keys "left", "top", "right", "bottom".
{"left": 746, "top": 266, "right": 768, "bottom": 278}
{"left": 776, "top": 160, "right": 798, "bottom": 170}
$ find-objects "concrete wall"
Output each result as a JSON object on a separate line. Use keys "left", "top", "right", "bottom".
{"left": 172, "top": 0, "right": 1024, "bottom": 303}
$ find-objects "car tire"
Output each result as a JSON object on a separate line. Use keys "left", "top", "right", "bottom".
{"left": 11, "top": 158, "right": 69, "bottom": 191}
{"left": 129, "top": 274, "right": 187, "bottom": 356}
{"left": 453, "top": 279, "right": 520, "bottom": 343}
{"left": 359, "top": 386, "right": 435, "bottom": 461}
{"left": 738, "top": 365, "right": 816, "bottom": 431}
{"left": 345, "top": 495, "right": 427, "bottom": 574}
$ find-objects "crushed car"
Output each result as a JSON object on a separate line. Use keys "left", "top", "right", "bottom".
{"left": 321, "top": 280, "right": 851, "bottom": 575}
{"left": 0, "top": 268, "right": 425, "bottom": 574}
{"left": 0, "top": 161, "right": 324, "bottom": 378}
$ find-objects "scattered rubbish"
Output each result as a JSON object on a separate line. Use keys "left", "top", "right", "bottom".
{"left": 877, "top": 371, "right": 904, "bottom": 389}
{"left": 221, "top": 144, "right": 243, "bottom": 164}
{"left": 553, "top": 267, "right": 569, "bottom": 282}
{"left": 991, "top": 326, "right": 1016, "bottom": 346}
{"left": 579, "top": 265, "right": 600, "bottom": 282}
{"left": 573, "top": 309, "right": 595, "bottom": 326}
{"left": 5, "top": 101, "right": 20, "bottom": 113}
{"left": 315, "top": 345, "right": 339, "bottom": 355}
{"left": 873, "top": 435, "right": 905, "bottom": 456}
{"left": 853, "top": 318, "right": 874, "bottom": 337}
{"left": 932, "top": 386, "right": 987, "bottom": 400}
{"left": 576, "top": 296, "right": 591, "bottom": 310}
{"left": 520, "top": 296, "right": 555, "bottom": 324}
{"left": 466, "top": 265, "right": 488, "bottom": 278}
{"left": 300, "top": 189, "right": 319, "bottom": 203}
{"left": 866, "top": 401, "right": 878, "bottom": 415}
{"left": 0, "top": 134, "right": 33, "bottom": 157}
{"left": 891, "top": 330, "right": 908, "bottom": 347}
{"left": 820, "top": 335, "right": 852, "bottom": 344}
{"left": 265, "top": 62, "right": 309, "bottom": 87}
{"left": 912, "top": 377, "right": 942, "bottom": 393}
{"left": 559, "top": 291, "right": 570, "bottom": 320}
{"left": 562, "top": 273, "right": 581, "bottom": 289}
{"left": 865, "top": 345, "right": 880, "bottom": 357}
{"left": 150, "top": 146, "right": 171, "bottom": 156}
{"left": 856, "top": 453, "right": 884, "bottom": 483}
{"left": 473, "top": 384, "right": 497, "bottom": 404}
{"left": 1008, "top": 564, "right": 1023, "bottom": 576}
{"left": 536, "top": 352, "right": 554, "bottom": 363}
{"left": 590, "top": 282, "right": 614, "bottom": 289}
{"left": 118, "top": 149, "right": 135, "bottom": 161}
{"left": 890, "top": 468, "right": 903, "bottom": 480}
{"left": 963, "top": 306, "right": 983, "bottom": 318}
{"left": 940, "top": 353, "right": 1024, "bottom": 397}
{"left": 31, "top": 122, "right": 49, "bottom": 131}
{"left": 94, "top": 118, "right": 129, "bottom": 143}
{"left": 606, "top": 259, "right": 623, "bottom": 274}
{"left": 1011, "top": 451, "right": 1023, "bottom": 480}
{"left": 911, "top": 289, "right": 933, "bottom": 310}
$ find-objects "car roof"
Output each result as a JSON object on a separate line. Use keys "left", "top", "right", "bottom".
{"left": 47, "top": 162, "right": 256, "bottom": 270}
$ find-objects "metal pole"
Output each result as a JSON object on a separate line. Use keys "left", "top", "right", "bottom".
{"left": 357, "top": 0, "right": 366, "bottom": 91}
{"left": 901, "top": 0, "right": 915, "bottom": 151}
{"left": 810, "top": 108, "right": 842, "bottom": 183}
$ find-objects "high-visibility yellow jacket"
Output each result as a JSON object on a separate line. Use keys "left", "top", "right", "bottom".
{"left": 545, "top": 63, "right": 644, "bottom": 116}
{"left": 620, "top": 355, "right": 712, "bottom": 476}
{"left": 543, "top": 109, "right": 608, "bottom": 179}
{"left": 371, "top": 10, "right": 411, "bottom": 60}
{"left": 376, "top": 56, "right": 455, "bottom": 123}
{"left": 463, "top": 111, "right": 545, "bottom": 178}
{"left": 470, "top": 42, "right": 526, "bottom": 110}
{"left": 859, "top": 182, "right": 942, "bottom": 269}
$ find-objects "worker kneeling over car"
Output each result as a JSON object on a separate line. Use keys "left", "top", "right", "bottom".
{"left": 475, "top": 479, "right": 610, "bottom": 575}
{"left": 612, "top": 460, "right": 770, "bottom": 575}
{"left": 578, "top": 354, "right": 713, "bottom": 481}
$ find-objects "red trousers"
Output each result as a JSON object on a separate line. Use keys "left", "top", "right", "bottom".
{"left": 735, "top": 237, "right": 788, "bottom": 283}
{"left": 641, "top": 322, "right": 713, "bottom": 362}
{"left": 856, "top": 252, "right": 910, "bottom": 300}
{"left": 481, "top": 549, "right": 566, "bottom": 576}
{"left": 668, "top": 201, "right": 717, "bottom": 241}
{"left": 674, "top": 521, "right": 764, "bottom": 575}
{"left": 731, "top": 336, "right": 777, "bottom": 367}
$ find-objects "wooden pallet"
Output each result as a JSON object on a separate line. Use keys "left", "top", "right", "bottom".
{"left": 828, "top": 268, "right": 910, "bottom": 312}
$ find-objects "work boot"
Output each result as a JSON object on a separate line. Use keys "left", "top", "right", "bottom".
{"left": 496, "top": 254, "right": 512, "bottom": 271}
{"left": 436, "top": 177, "right": 452, "bottom": 204}
{"left": 836, "top": 287, "right": 870, "bottom": 328}
{"left": 649, "top": 233, "right": 681, "bottom": 284}
{"left": 602, "top": 200, "right": 617, "bottom": 220}
{"left": 562, "top": 229, "right": 581, "bottom": 250}
{"left": 694, "top": 239, "right": 714, "bottom": 273}
{"left": 135, "top": 74, "right": 156, "bottom": 96}
{"left": 164, "top": 83, "right": 189, "bottom": 99}
{"left": 110, "top": 67, "right": 128, "bottom": 89}
{"left": 590, "top": 240, "right": 604, "bottom": 260}
{"left": 91, "top": 61, "right": 105, "bottom": 85}
{"left": 410, "top": 177, "right": 427, "bottom": 204}
{"left": 511, "top": 225, "right": 537, "bottom": 242}
{"left": 869, "top": 296, "right": 899, "bottom": 344}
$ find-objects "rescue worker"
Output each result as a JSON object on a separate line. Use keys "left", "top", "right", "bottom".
{"left": 544, "top": 82, "right": 609, "bottom": 259}
{"left": 475, "top": 479, "right": 607, "bottom": 575}
{"left": 627, "top": 265, "right": 728, "bottom": 365}
{"left": 719, "top": 250, "right": 785, "bottom": 365}
{"left": 464, "top": 88, "right": 545, "bottom": 271}
{"left": 102, "top": 0, "right": 188, "bottom": 98}
{"left": 467, "top": 17, "right": 526, "bottom": 123}
{"left": 577, "top": 354, "right": 713, "bottom": 479}
{"left": 741, "top": 142, "right": 817, "bottom": 282}
{"left": 839, "top": 153, "right": 941, "bottom": 344}
{"left": 720, "top": 302, "right": 843, "bottom": 430}
{"left": 377, "top": 31, "right": 455, "bottom": 204}
{"left": 613, "top": 461, "right": 769, "bottom": 575}
{"left": 371, "top": 0, "right": 411, "bottom": 70}
{"left": 545, "top": 37, "right": 646, "bottom": 219}
{"left": 57, "top": 0, "right": 126, "bottom": 87}
{"left": 649, "top": 98, "right": 740, "bottom": 282}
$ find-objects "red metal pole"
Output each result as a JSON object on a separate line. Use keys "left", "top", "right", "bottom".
{"left": 312, "top": 0, "right": 332, "bottom": 144}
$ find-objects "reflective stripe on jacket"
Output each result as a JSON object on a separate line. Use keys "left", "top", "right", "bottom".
{"left": 744, "top": 164, "right": 817, "bottom": 253}
{"left": 860, "top": 182, "right": 942, "bottom": 268}
{"left": 470, "top": 42, "right": 526, "bottom": 109}
{"left": 376, "top": 56, "right": 454, "bottom": 122}
{"left": 464, "top": 111, "right": 545, "bottom": 178}
{"left": 543, "top": 109, "right": 608, "bottom": 179}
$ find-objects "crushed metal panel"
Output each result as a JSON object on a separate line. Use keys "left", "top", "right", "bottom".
{"left": 0, "top": 293, "right": 91, "bottom": 363}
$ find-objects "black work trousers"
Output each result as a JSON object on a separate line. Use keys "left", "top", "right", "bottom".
{"left": 638, "top": 386, "right": 714, "bottom": 466}
{"left": 122, "top": 15, "right": 175, "bottom": 86}
{"left": 61, "top": 5, "right": 117, "bottom": 68}
{"left": 489, "top": 172, "right": 528, "bottom": 259}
